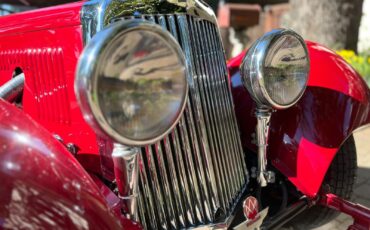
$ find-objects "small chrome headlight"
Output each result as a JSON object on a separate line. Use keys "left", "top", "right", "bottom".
{"left": 75, "top": 20, "right": 188, "bottom": 146}
{"left": 241, "top": 29, "right": 310, "bottom": 109}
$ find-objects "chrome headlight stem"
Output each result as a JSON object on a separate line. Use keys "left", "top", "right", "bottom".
{"left": 112, "top": 144, "right": 140, "bottom": 220}
{"left": 255, "top": 108, "right": 273, "bottom": 187}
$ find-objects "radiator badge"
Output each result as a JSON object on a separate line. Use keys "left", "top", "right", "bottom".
{"left": 243, "top": 196, "right": 259, "bottom": 220}
{"left": 234, "top": 196, "right": 268, "bottom": 230}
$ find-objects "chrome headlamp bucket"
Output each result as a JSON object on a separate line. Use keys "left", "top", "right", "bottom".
{"left": 241, "top": 29, "right": 310, "bottom": 110}
{"left": 75, "top": 20, "right": 188, "bottom": 146}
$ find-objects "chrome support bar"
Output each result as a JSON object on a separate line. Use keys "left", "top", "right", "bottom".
{"left": 0, "top": 73, "right": 25, "bottom": 102}
{"left": 255, "top": 108, "right": 273, "bottom": 187}
{"left": 112, "top": 144, "right": 140, "bottom": 220}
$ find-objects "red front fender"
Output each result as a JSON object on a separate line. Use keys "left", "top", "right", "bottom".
{"left": 0, "top": 100, "right": 137, "bottom": 229}
{"left": 228, "top": 41, "right": 370, "bottom": 197}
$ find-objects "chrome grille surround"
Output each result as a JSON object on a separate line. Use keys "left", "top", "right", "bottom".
{"left": 81, "top": 1, "right": 248, "bottom": 229}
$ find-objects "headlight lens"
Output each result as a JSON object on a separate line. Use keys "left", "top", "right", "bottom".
{"left": 76, "top": 20, "right": 188, "bottom": 146}
{"left": 241, "top": 29, "right": 310, "bottom": 109}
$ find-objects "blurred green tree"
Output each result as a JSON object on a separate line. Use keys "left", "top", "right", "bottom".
{"left": 283, "top": 0, "right": 364, "bottom": 52}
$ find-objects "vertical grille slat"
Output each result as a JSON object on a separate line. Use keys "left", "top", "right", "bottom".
{"left": 155, "top": 142, "right": 178, "bottom": 229}
{"left": 201, "top": 19, "right": 239, "bottom": 200}
{"left": 167, "top": 15, "right": 179, "bottom": 41}
{"left": 177, "top": 14, "right": 220, "bottom": 222}
{"left": 138, "top": 181, "right": 149, "bottom": 230}
{"left": 187, "top": 16, "right": 230, "bottom": 210}
{"left": 179, "top": 110, "right": 206, "bottom": 224}
{"left": 147, "top": 146, "right": 170, "bottom": 229}
{"left": 210, "top": 24, "right": 248, "bottom": 184}
{"left": 196, "top": 19, "right": 239, "bottom": 200}
{"left": 161, "top": 14, "right": 213, "bottom": 223}
{"left": 138, "top": 148, "right": 161, "bottom": 228}
{"left": 205, "top": 22, "right": 243, "bottom": 192}
{"left": 130, "top": 14, "right": 248, "bottom": 229}
{"left": 162, "top": 137, "right": 184, "bottom": 228}
{"left": 183, "top": 100, "right": 214, "bottom": 222}
{"left": 169, "top": 14, "right": 221, "bottom": 224}
{"left": 179, "top": 16, "right": 225, "bottom": 217}
{"left": 210, "top": 26, "right": 244, "bottom": 191}
{"left": 172, "top": 124, "right": 197, "bottom": 225}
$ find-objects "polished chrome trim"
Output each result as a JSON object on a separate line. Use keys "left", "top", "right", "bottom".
{"left": 112, "top": 144, "right": 140, "bottom": 220}
{"left": 240, "top": 29, "right": 310, "bottom": 110}
{"left": 81, "top": 0, "right": 217, "bottom": 44}
{"left": 75, "top": 20, "right": 188, "bottom": 146}
{"left": 0, "top": 73, "right": 25, "bottom": 102}
{"left": 80, "top": 1, "right": 250, "bottom": 228}
{"left": 255, "top": 108, "right": 272, "bottom": 187}
{"left": 133, "top": 15, "right": 248, "bottom": 229}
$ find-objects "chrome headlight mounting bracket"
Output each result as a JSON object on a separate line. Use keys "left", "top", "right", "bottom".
{"left": 255, "top": 108, "right": 274, "bottom": 187}
{"left": 241, "top": 29, "right": 310, "bottom": 187}
{"left": 112, "top": 144, "right": 140, "bottom": 221}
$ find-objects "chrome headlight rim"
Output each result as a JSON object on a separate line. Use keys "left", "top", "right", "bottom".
{"left": 241, "top": 29, "right": 310, "bottom": 110}
{"left": 75, "top": 19, "right": 189, "bottom": 146}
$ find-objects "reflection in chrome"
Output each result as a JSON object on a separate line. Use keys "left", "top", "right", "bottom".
{"left": 241, "top": 29, "right": 309, "bottom": 187}
{"left": 81, "top": 0, "right": 217, "bottom": 44}
{"left": 241, "top": 29, "right": 310, "bottom": 110}
{"left": 134, "top": 15, "right": 247, "bottom": 229}
{"left": 76, "top": 20, "right": 188, "bottom": 146}
{"left": 112, "top": 144, "right": 140, "bottom": 220}
{"left": 255, "top": 108, "right": 273, "bottom": 187}
{"left": 81, "top": 1, "right": 249, "bottom": 229}
{"left": 98, "top": 28, "right": 187, "bottom": 142}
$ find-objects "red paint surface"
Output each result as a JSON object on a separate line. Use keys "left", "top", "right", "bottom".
{"left": 0, "top": 3, "right": 140, "bottom": 229}
{"left": 229, "top": 42, "right": 370, "bottom": 197}
{"left": 0, "top": 99, "right": 122, "bottom": 229}
{"left": 321, "top": 193, "right": 370, "bottom": 230}
{"left": 0, "top": 2, "right": 100, "bottom": 168}
{"left": 287, "top": 138, "right": 337, "bottom": 196}
{"left": 0, "top": 2, "right": 83, "bottom": 35}
{"left": 91, "top": 175, "right": 143, "bottom": 230}
{"left": 228, "top": 41, "right": 369, "bottom": 103}
{"left": 306, "top": 41, "right": 368, "bottom": 103}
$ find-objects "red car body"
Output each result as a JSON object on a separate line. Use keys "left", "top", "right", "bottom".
{"left": 0, "top": 0, "right": 369, "bottom": 229}
{"left": 228, "top": 44, "right": 370, "bottom": 197}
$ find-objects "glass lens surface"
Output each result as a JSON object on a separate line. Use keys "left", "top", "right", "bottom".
{"left": 263, "top": 35, "right": 309, "bottom": 106}
{"left": 97, "top": 30, "right": 187, "bottom": 142}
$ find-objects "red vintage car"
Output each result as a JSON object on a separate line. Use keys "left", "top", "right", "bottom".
{"left": 0, "top": 0, "right": 369, "bottom": 229}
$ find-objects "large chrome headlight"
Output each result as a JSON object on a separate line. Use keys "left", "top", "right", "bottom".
{"left": 241, "top": 29, "right": 310, "bottom": 109}
{"left": 75, "top": 20, "right": 188, "bottom": 146}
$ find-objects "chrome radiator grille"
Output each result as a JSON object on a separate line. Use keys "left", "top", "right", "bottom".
{"left": 118, "top": 14, "right": 249, "bottom": 229}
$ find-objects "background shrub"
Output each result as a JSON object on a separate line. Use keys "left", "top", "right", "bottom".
{"left": 337, "top": 50, "right": 370, "bottom": 85}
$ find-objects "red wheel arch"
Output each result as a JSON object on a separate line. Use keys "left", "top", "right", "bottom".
{"left": 228, "top": 41, "right": 370, "bottom": 197}
{"left": 0, "top": 99, "right": 139, "bottom": 229}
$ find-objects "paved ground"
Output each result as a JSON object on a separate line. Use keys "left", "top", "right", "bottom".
{"left": 313, "top": 127, "right": 370, "bottom": 229}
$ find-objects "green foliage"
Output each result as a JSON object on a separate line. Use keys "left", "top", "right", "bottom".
{"left": 105, "top": 0, "right": 185, "bottom": 24}
{"left": 337, "top": 50, "right": 370, "bottom": 85}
